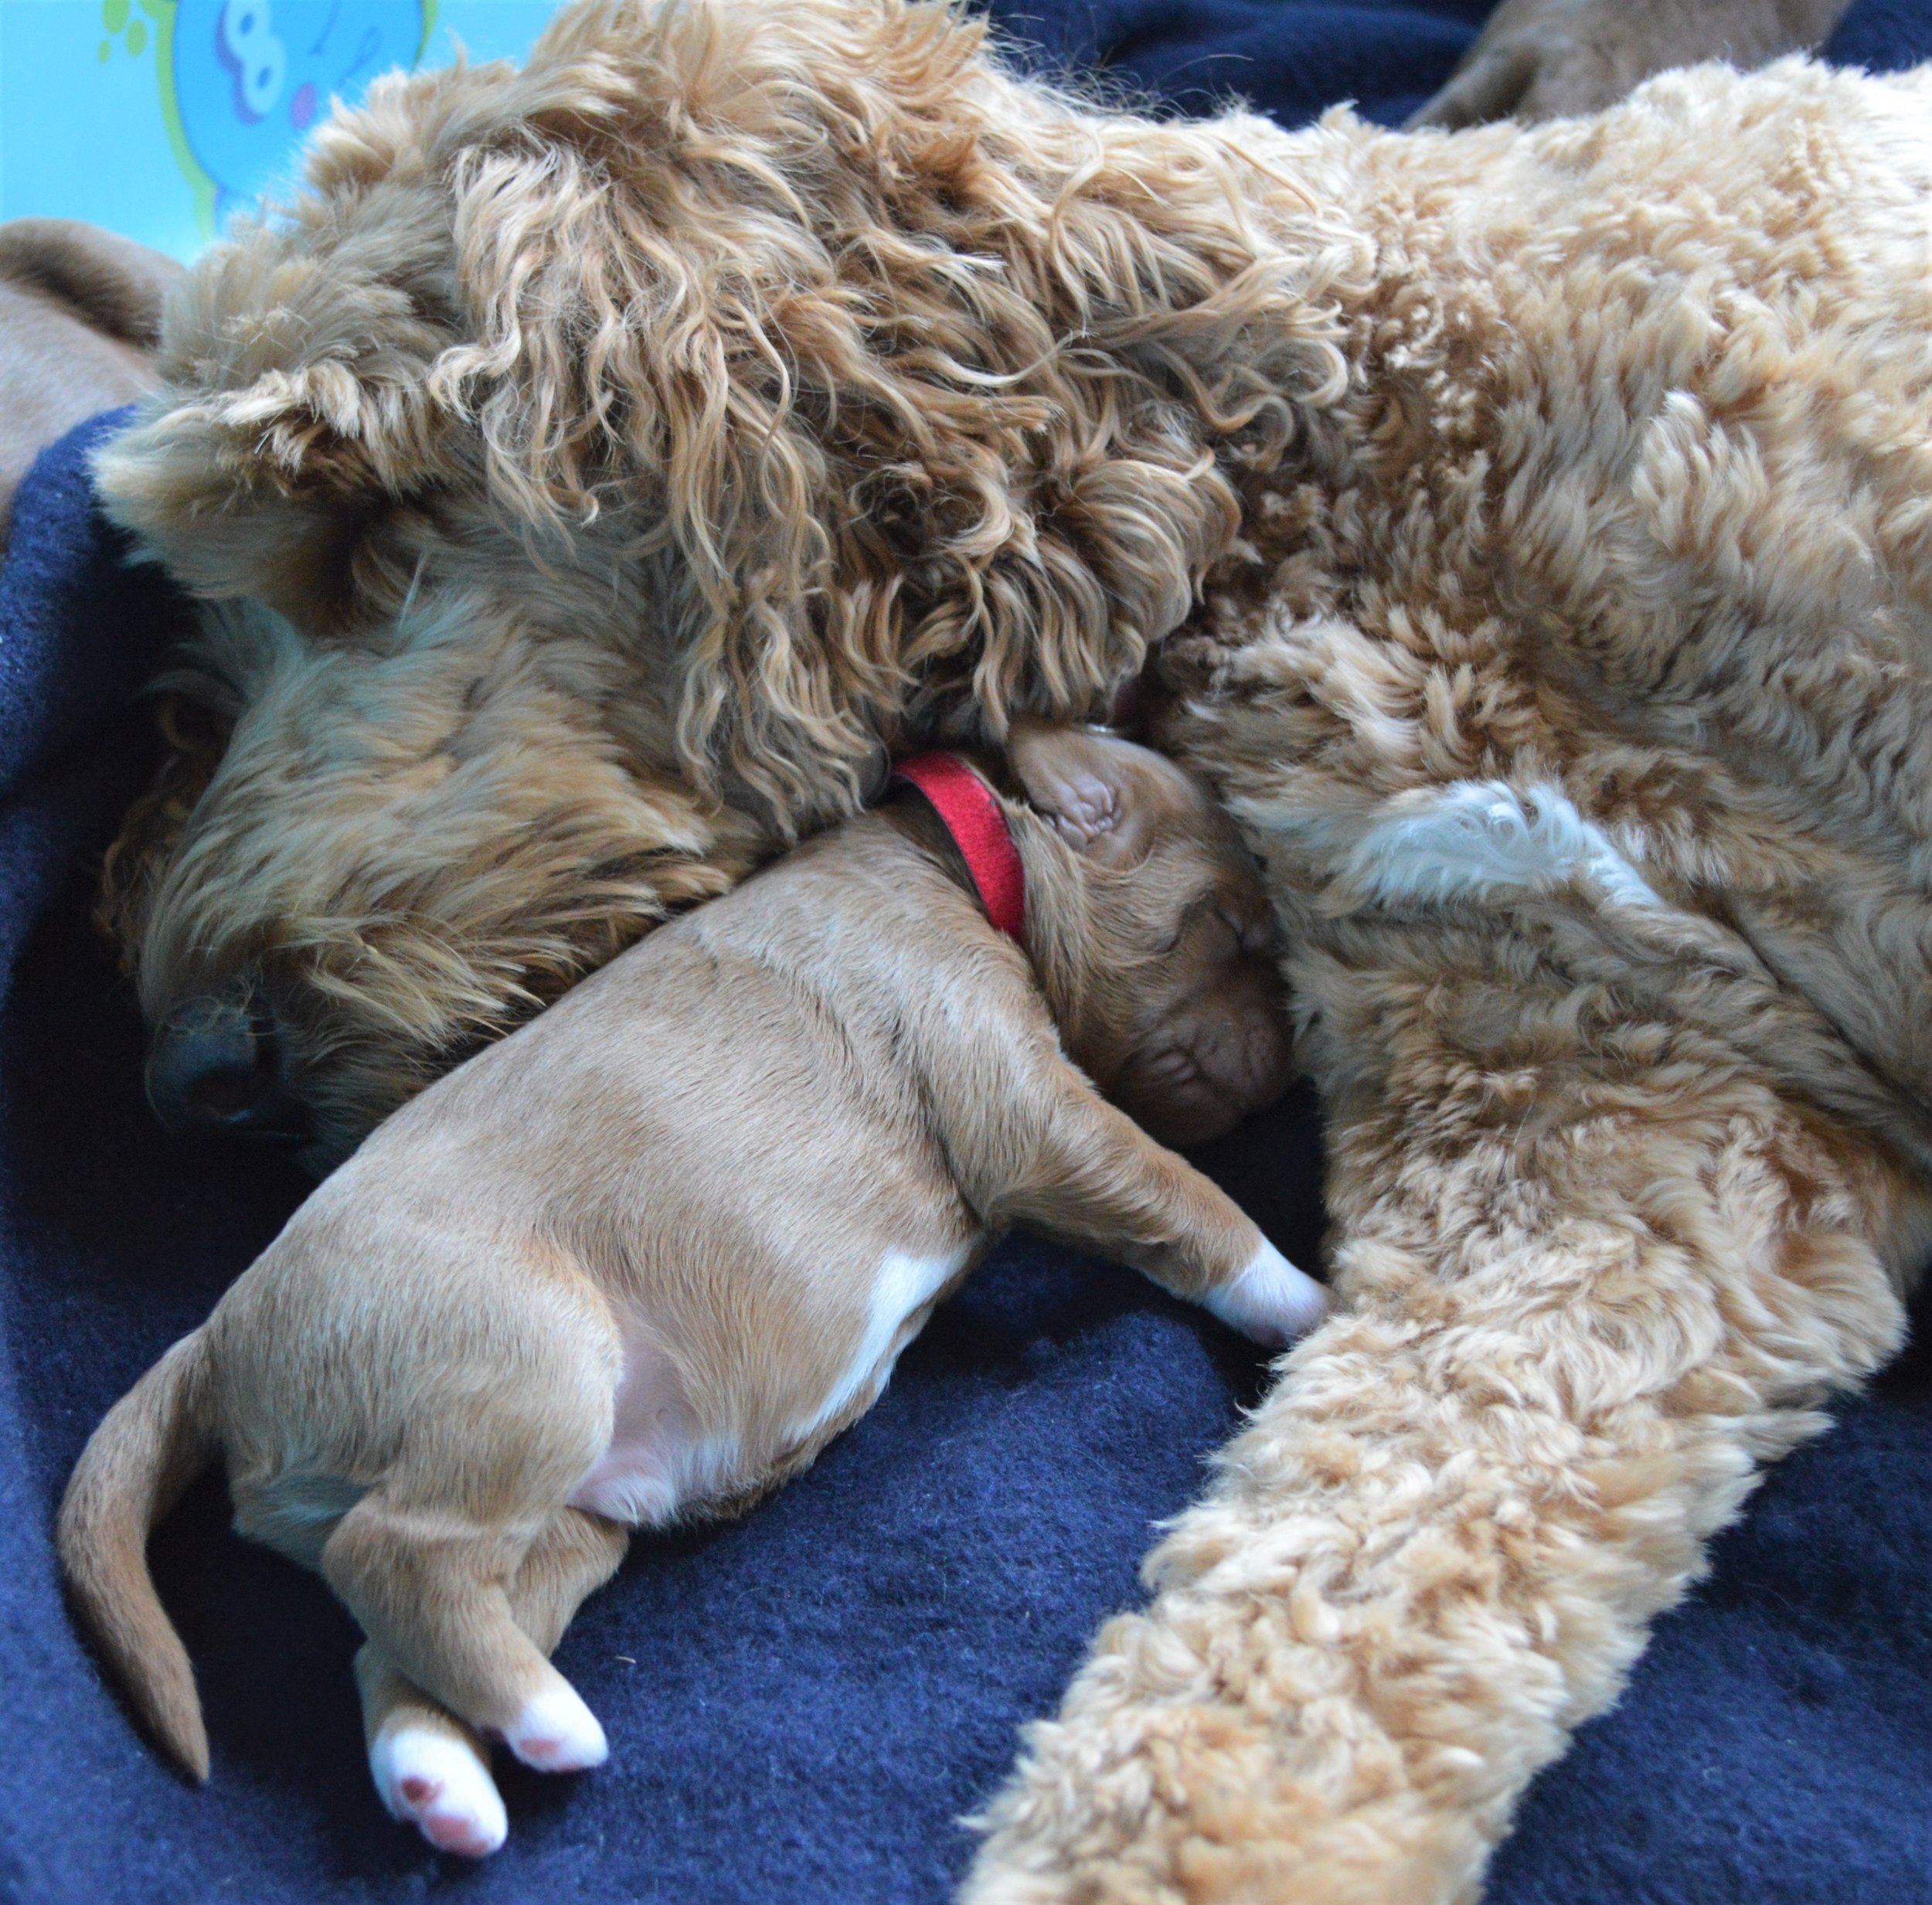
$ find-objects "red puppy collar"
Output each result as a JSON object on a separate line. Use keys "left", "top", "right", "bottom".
{"left": 890, "top": 753, "right": 1026, "bottom": 942}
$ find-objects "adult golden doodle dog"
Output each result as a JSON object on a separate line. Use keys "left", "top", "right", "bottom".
{"left": 87, "top": 1, "right": 1932, "bottom": 1897}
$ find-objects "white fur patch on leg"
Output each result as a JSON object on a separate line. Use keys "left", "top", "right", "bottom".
{"left": 1203, "top": 1241, "right": 1328, "bottom": 1349}
{"left": 506, "top": 1682, "right": 608, "bottom": 1773}
{"left": 1341, "top": 781, "right": 1659, "bottom": 909}
{"left": 371, "top": 1723, "right": 508, "bottom": 1858}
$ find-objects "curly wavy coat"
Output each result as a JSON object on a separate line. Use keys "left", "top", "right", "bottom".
{"left": 97, "top": 0, "right": 1357, "bottom": 1156}
{"left": 90, "top": 3, "right": 1932, "bottom": 1899}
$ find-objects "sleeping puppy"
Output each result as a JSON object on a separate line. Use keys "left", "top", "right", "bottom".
{"left": 60, "top": 721, "right": 1324, "bottom": 1858}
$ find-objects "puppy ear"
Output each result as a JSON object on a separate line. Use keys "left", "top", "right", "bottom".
{"left": 1005, "top": 721, "right": 1173, "bottom": 869}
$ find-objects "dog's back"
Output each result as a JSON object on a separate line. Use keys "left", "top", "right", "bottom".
{"left": 207, "top": 814, "right": 1012, "bottom": 1533}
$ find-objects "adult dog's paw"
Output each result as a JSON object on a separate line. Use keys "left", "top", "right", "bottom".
{"left": 1407, "top": 0, "right": 1848, "bottom": 130}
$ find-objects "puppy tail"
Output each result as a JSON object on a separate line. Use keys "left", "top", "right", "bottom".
{"left": 56, "top": 1330, "right": 217, "bottom": 1782}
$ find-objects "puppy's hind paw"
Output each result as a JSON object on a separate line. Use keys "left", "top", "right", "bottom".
{"left": 507, "top": 1681, "right": 608, "bottom": 1773}
{"left": 372, "top": 1724, "right": 508, "bottom": 1858}
{"left": 1205, "top": 1240, "right": 1328, "bottom": 1349}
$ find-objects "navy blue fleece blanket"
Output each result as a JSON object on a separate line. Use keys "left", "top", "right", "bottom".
{"left": 9, "top": 6, "right": 1932, "bottom": 1901}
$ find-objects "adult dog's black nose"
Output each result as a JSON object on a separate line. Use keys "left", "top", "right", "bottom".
{"left": 145, "top": 990, "right": 304, "bottom": 1139}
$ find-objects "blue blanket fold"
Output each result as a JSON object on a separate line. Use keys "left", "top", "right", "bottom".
{"left": 5, "top": 6, "right": 1932, "bottom": 1901}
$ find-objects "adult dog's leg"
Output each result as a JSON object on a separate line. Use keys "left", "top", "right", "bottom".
{"left": 964, "top": 1036, "right": 1920, "bottom": 1903}
{"left": 354, "top": 1509, "right": 628, "bottom": 1856}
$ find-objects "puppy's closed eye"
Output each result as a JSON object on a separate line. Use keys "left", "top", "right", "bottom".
{"left": 1155, "top": 900, "right": 1248, "bottom": 967}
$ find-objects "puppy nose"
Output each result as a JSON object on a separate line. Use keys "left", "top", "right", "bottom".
{"left": 145, "top": 990, "right": 303, "bottom": 1138}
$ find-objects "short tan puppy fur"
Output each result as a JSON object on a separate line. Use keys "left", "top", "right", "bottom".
{"left": 60, "top": 723, "right": 1321, "bottom": 1858}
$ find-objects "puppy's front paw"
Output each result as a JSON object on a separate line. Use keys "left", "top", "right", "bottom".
{"left": 1205, "top": 1241, "right": 1328, "bottom": 1349}
{"left": 372, "top": 1723, "right": 508, "bottom": 1858}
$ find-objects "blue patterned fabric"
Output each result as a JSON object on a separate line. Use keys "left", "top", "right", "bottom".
{"left": 5, "top": 5, "right": 1932, "bottom": 1899}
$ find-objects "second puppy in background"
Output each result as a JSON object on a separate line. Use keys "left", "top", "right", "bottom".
{"left": 60, "top": 722, "right": 1322, "bottom": 1859}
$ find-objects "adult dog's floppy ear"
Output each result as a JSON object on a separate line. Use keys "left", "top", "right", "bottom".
{"left": 420, "top": 0, "right": 1272, "bottom": 828}
{"left": 91, "top": 243, "right": 448, "bottom": 628}
{"left": 428, "top": 112, "right": 888, "bottom": 828}
{"left": 1006, "top": 720, "right": 1174, "bottom": 870}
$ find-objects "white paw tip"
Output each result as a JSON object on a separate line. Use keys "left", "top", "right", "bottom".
{"left": 1207, "top": 1241, "right": 1328, "bottom": 1349}
{"left": 372, "top": 1725, "right": 508, "bottom": 1858}
{"left": 507, "top": 1684, "right": 608, "bottom": 1773}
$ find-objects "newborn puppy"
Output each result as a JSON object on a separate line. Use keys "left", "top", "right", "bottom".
{"left": 60, "top": 723, "right": 1322, "bottom": 1857}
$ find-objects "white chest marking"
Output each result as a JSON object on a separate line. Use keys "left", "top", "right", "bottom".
{"left": 1340, "top": 781, "right": 1659, "bottom": 910}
